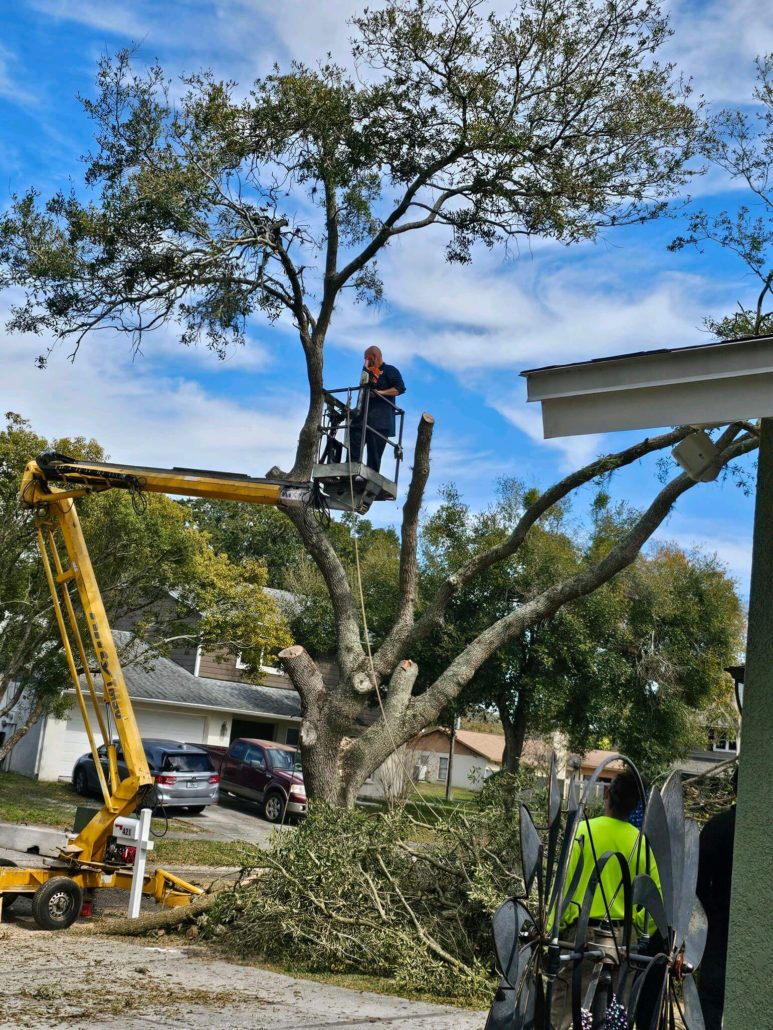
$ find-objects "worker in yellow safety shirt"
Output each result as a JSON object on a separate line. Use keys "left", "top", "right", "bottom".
{"left": 551, "top": 768, "right": 662, "bottom": 1028}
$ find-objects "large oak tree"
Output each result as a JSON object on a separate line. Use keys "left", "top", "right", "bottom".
{"left": 0, "top": 0, "right": 757, "bottom": 802}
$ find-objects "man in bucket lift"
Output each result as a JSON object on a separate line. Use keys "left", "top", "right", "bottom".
{"left": 349, "top": 345, "right": 405, "bottom": 474}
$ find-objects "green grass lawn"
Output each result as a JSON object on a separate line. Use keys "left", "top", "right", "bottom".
{"left": 0, "top": 771, "right": 202, "bottom": 836}
{"left": 153, "top": 837, "right": 258, "bottom": 867}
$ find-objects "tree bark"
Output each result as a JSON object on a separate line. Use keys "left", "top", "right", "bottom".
{"left": 0, "top": 693, "right": 47, "bottom": 764}
{"left": 498, "top": 689, "right": 530, "bottom": 774}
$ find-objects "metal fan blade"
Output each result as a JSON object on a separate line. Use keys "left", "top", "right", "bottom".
{"left": 674, "top": 818, "right": 700, "bottom": 949}
{"left": 545, "top": 752, "right": 562, "bottom": 895}
{"left": 681, "top": 973, "right": 706, "bottom": 1030}
{"left": 626, "top": 953, "right": 668, "bottom": 1029}
{"left": 485, "top": 981, "right": 517, "bottom": 1030}
{"left": 492, "top": 898, "right": 532, "bottom": 986}
{"left": 642, "top": 784, "right": 675, "bottom": 929}
{"left": 662, "top": 772, "right": 686, "bottom": 928}
{"left": 683, "top": 898, "right": 708, "bottom": 972}
{"left": 520, "top": 804, "right": 542, "bottom": 896}
{"left": 632, "top": 873, "right": 669, "bottom": 939}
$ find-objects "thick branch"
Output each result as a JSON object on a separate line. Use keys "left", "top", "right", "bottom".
{"left": 373, "top": 414, "right": 435, "bottom": 675}
{"left": 405, "top": 425, "right": 695, "bottom": 652}
{"left": 282, "top": 508, "right": 363, "bottom": 675}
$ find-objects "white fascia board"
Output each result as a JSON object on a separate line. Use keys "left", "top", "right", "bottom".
{"left": 540, "top": 369, "right": 773, "bottom": 438}
{"left": 525, "top": 337, "right": 773, "bottom": 403}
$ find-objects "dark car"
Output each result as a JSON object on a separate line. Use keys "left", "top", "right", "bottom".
{"left": 197, "top": 738, "right": 306, "bottom": 823}
{"left": 72, "top": 738, "right": 219, "bottom": 813}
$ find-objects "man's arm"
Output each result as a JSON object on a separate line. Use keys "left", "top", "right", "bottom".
{"left": 375, "top": 365, "right": 405, "bottom": 398}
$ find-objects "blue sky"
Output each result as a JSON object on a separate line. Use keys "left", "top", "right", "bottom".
{"left": 2, "top": 0, "right": 772, "bottom": 597}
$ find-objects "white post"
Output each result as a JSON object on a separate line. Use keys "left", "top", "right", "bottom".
{"left": 127, "top": 808, "right": 153, "bottom": 919}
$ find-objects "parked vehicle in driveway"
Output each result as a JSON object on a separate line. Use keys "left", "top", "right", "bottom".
{"left": 197, "top": 738, "right": 306, "bottom": 823}
{"left": 72, "top": 739, "right": 219, "bottom": 813}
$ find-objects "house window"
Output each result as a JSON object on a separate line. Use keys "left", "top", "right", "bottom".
{"left": 713, "top": 735, "right": 737, "bottom": 753}
{"left": 235, "top": 649, "right": 286, "bottom": 676}
{"left": 438, "top": 756, "right": 449, "bottom": 783}
{"left": 285, "top": 728, "right": 299, "bottom": 747}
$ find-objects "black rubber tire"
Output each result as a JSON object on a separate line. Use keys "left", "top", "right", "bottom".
{"left": 73, "top": 767, "right": 89, "bottom": 796}
{"left": 186, "top": 806, "right": 205, "bottom": 815}
{"left": 31, "top": 877, "right": 83, "bottom": 930}
{"left": 263, "top": 791, "right": 286, "bottom": 824}
{"left": 0, "top": 858, "right": 22, "bottom": 912}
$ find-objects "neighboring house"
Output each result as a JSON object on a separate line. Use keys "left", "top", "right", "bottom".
{"left": 4, "top": 631, "right": 302, "bottom": 782}
{"left": 359, "top": 726, "right": 570, "bottom": 800}
{"left": 407, "top": 728, "right": 506, "bottom": 791}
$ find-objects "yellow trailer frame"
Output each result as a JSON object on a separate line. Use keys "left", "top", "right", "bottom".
{"left": 1, "top": 454, "right": 311, "bottom": 927}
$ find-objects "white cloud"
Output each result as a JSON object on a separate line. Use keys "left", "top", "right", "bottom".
{"left": 2, "top": 328, "right": 305, "bottom": 476}
{"left": 665, "top": 0, "right": 773, "bottom": 106}
{"left": 0, "top": 42, "right": 38, "bottom": 107}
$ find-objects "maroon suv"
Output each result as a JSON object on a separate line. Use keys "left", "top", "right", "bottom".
{"left": 198, "top": 738, "right": 306, "bottom": 823}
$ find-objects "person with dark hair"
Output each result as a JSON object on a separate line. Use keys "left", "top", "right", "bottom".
{"left": 695, "top": 765, "right": 738, "bottom": 1029}
{"left": 348, "top": 345, "right": 405, "bottom": 473}
{"left": 551, "top": 768, "right": 661, "bottom": 1028}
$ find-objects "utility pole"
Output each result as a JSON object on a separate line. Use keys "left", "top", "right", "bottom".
{"left": 445, "top": 716, "right": 460, "bottom": 801}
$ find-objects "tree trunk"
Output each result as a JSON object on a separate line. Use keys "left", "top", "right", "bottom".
{"left": 498, "top": 689, "right": 530, "bottom": 774}
{"left": 0, "top": 694, "right": 47, "bottom": 764}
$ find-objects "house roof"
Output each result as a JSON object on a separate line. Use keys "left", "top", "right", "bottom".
{"left": 455, "top": 729, "right": 505, "bottom": 764}
{"left": 97, "top": 632, "right": 302, "bottom": 721}
{"left": 578, "top": 750, "right": 625, "bottom": 778}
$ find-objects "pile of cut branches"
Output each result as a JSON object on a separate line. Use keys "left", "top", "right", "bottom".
{"left": 201, "top": 775, "right": 531, "bottom": 1003}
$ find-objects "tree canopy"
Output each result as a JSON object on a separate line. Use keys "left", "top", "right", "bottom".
{"left": 1, "top": 0, "right": 700, "bottom": 478}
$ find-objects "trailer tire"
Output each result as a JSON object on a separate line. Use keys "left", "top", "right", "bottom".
{"left": 0, "top": 858, "right": 22, "bottom": 912}
{"left": 31, "top": 877, "right": 83, "bottom": 930}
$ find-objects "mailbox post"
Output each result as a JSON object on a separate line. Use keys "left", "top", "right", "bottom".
{"left": 114, "top": 808, "right": 154, "bottom": 918}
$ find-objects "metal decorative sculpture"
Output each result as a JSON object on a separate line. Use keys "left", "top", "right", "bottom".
{"left": 485, "top": 754, "right": 707, "bottom": 1029}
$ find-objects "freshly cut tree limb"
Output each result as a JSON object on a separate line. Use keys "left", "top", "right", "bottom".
{"left": 95, "top": 885, "right": 226, "bottom": 937}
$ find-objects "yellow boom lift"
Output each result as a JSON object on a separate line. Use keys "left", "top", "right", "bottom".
{"left": 0, "top": 396, "right": 403, "bottom": 929}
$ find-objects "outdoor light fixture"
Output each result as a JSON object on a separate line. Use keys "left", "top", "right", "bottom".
{"left": 727, "top": 665, "right": 745, "bottom": 715}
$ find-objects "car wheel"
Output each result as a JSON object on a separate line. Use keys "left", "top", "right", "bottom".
{"left": 0, "top": 858, "right": 23, "bottom": 913}
{"left": 263, "top": 792, "right": 285, "bottom": 824}
{"left": 73, "top": 767, "right": 89, "bottom": 796}
{"left": 31, "top": 877, "right": 83, "bottom": 931}
{"left": 186, "top": 806, "right": 205, "bottom": 815}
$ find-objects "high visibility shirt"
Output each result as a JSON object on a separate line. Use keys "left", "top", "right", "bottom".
{"left": 560, "top": 815, "right": 661, "bottom": 934}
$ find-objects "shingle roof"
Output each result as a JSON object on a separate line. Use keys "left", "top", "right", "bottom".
{"left": 101, "top": 632, "right": 302, "bottom": 721}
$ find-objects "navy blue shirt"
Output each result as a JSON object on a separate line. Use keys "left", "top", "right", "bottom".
{"left": 358, "top": 362, "right": 405, "bottom": 433}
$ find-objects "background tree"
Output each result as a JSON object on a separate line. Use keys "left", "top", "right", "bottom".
{"left": 418, "top": 484, "right": 743, "bottom": 775}
{"left": 671, "top": 54, "right": 773, "bottom": 337}
{"left": 0, "top": 413, "right": 290, "bottom": 761}
{"left": 1, "top": 1, "right": 755, "bottom": 805}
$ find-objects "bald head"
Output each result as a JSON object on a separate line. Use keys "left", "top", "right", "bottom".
{"left": 364, "top": 346, "right": 382, "bottom": 367}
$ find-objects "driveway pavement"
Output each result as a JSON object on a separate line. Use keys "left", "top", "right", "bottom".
{"left": 168, "top": 794, "right": 288, "bottom": 846}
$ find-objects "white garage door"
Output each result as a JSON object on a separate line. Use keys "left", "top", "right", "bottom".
{"left": 135, "top": 709, "right": 206, "bottom": 745}
{"left": 41, "top": 702, "right": 207, "bottom": 781}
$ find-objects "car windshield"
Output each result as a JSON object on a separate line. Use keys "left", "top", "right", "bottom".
{"left": 161, "top": 752, "right": 213, "bottom": 773}
{"left": 267, "top": 748, "right": 302, "bottom": 773}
